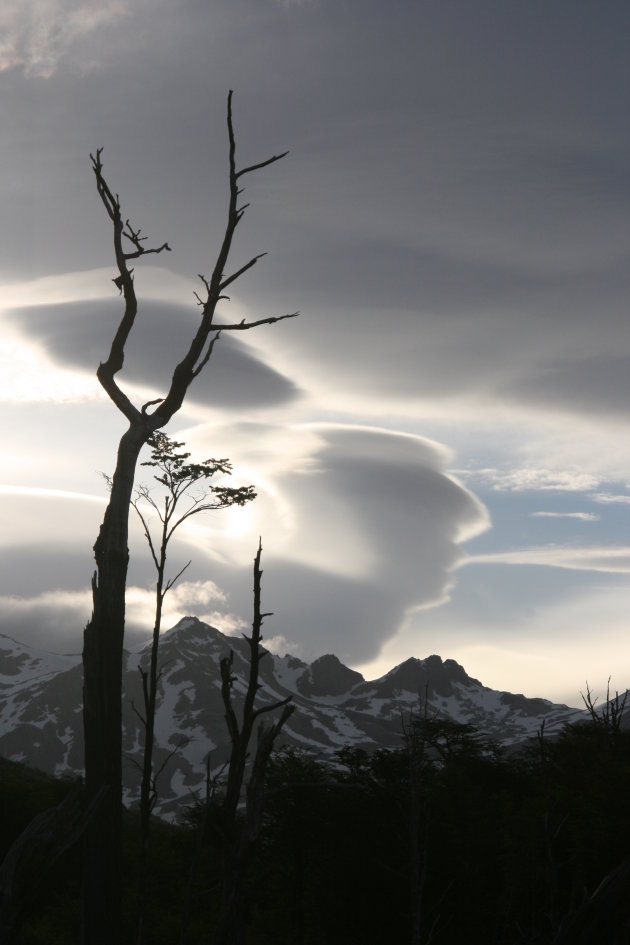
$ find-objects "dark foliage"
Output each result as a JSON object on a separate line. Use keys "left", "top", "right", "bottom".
{"left": 2, "top": 711, "right": 630, "bottom": 944}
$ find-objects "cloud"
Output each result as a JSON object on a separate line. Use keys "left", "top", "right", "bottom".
{"left": 0, "top": 572, "right": 245, "bottom": 654}
{"left": 530, "top": 511, "right": 600, "bottom": 522}
{"left": 0, "top": 1, "right": 130, "bottom": 78}
{"left": 0, "top": 422, "right": 489, "bottom": 666}
{"left": 1, "top": 268, "right": 193, "bottom": 309}
{"left": 0, "top": 492, "right": 104, "bottom": 558}
{"left": 3, "top": 3, "right": 630, "bottom": 430}
{"left": 7, "top": 299, "right": 301, "bottom": 412}
{"left": 463, "top": 467, "right": 601, "bottom": 493}
{"left": 124, "top": 579, "right": 246, "bottom": 645}
{"left": 0, "top": 484, "right": 104, "bottom": 503}
{"left": 506, "top": 354, "right": 630, "bottom": 421}
{"left": 0, "top": 328, "right": 99, "bottom": 404}
{"left": 591, "top": 492, "right": 630, "bottom": 506}
{"left": 354, "top": 555, "right": 630, "bottom": 706}
{"left": 184, "top": 425, "right": 490, "bottom": 664}
{"left": 0, "top": 578, "right": 241, "bottom": 655}
{"left": 466, "top": 545, "right": 630, "bottom": 574}
{"left": 0, "top": 588, "right": 90, "bottom": 653}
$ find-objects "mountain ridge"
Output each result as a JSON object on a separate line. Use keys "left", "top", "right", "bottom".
{"left": 0, "top": 617, "right": 590, "bottom": 818}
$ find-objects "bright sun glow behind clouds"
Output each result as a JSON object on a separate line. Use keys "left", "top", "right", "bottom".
{"left": 0, "top": 328, "right": 99, "bottom": 403}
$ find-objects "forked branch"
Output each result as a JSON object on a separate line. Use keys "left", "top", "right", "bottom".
{"left": 90, "top": 91, "right": 297, "bottom": 429}
{"left": 90, "top": 148, "right": 171, "bottom": 424}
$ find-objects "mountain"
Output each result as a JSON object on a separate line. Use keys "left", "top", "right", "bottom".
{"left": 0, "top": 618, "right": 588, "bottom": 819}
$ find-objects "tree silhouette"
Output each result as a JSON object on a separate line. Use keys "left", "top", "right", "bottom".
{"left": 130, "top": 432, "right": 255, "bottom": 943}
{"left": 81, "top": 92, "right": 297, "bottom": 944}
{"left": 213, "top": 539, "right": 294, "bottom": 945}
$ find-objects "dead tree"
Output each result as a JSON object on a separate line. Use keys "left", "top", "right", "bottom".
{"left": 580, "top": 678, "right": 628, "bottom": 733}
{"left": 130, "top": 432, "right": 255, "bottom": 943}
{"left": 81, "top": 92, "right": 297, "bottom": 945}
{"left": 212, "top": 539, "right": 294, "bottom": 945}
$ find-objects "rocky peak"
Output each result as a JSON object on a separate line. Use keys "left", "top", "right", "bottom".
{"left": 297, "top": 653, "right": 364, "bottom": 697}
{"left": 371, "top": 654, "right": 480, "bottom": 699}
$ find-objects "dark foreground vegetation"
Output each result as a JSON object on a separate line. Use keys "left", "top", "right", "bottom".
{"left": 1, "top": 708, "right": 630, "bottom": 945}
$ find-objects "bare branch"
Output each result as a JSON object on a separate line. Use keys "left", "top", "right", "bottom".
{"left": 197, "top": 273, "right": 212, "bottom": 294}
{"left": 125, "top": 754, "right": 144, "bottom": 775}
{"left": 215, "top": 311, "right": 299, "bottom": 331}
{"left": 123, "top": 219, "right": 171, "bottom": 260}
{"left": 191, "top": 331, "right": 221, "bottom": 379}
{"left": 130, "top": 697, "right": 147, "bottom": 729}
{"left": 252, "top": 694, "right": 293, "bottom": 721}
{"left": 235, "top": 151, "right": 289, "bottom": 180}
{"left": 164, "top": 560, "right": 191, "bottom": 593}
{"left": 90, "top": 148, "right": 170, "bottom": 425}
{"left": 154, "top": 738, "right": 189, "bottom": 784}
{"left": 153, "top": 92, "right": 298, "bottom": 425}
{"left": 220, "top": 653, "right": 241, "bottom": 748}
{"left": 219, "top": 253, "right": 267, "bottom": 292}
{"left": 131, "top": 499, "right": 160, "bottom": 571}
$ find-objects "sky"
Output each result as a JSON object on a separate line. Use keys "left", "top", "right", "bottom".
{"left": 1, "top": 0, "right": 629, "bottom": 708}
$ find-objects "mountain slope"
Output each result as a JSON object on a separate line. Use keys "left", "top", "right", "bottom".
{"left": 0, "top": 618, "right": 588, "bottom": 818}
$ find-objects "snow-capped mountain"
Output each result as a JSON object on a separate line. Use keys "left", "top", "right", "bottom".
{"left": 0, "top": 617, "right": 588, "bottom": 818}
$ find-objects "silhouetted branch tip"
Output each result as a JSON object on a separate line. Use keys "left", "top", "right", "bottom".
{"left": 235, "top": 150, "right": 290, "bottom": 180}
{"left": 216, "top": 311, "right": 299, "bottom": 332}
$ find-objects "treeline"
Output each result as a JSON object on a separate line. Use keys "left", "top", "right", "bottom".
{"left": 2, "top": 710, "right": 630, "bottom": 944}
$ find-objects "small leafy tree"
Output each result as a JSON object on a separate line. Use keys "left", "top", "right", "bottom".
{"left": 130, "top": 431, "right": 255, "bottom": 942}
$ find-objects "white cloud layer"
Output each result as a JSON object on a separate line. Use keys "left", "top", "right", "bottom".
{"left": 0, "top": 1, "right": 129, "bottom": 77}
{"left": 464, "top": 467, "right": 602, "bottom": 493}
{"left": 466, "top": 546, "right": 630, "bottom": 574}
{"left": 530, "top": 512, "right": 599, "bottom": 522}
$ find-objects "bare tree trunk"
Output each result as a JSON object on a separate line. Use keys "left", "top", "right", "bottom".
{"left": 82, "top": 427, "right": 146, "bottom": 944}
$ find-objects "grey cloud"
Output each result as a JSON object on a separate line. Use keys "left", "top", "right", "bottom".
{"left": 2, "top": 0, "right": 630, "bottom": 427}
{"left": 4, "top": 0, "right": 629, "bottom": 284}
{"left": 256, "top": 261, "right": 630, "bottom": 416}
{"left": 256, "top": 561, "right": 407, "bottom": 666}
{"left": 11, "top": 300, "right": 301, "bottom": 410}
{"left": 213, "top": 426, "right": 490, "bottom": 664}
{"left": 504, "top": 354, "right": 630, "bottom": 420}
{"left": 402, "top": 561, "right": 623, "bottom": 652}
{"left": 0, "top": 594, "right": 88, "bottom": 655}
{"left": 0, "top": 538, "right": 193, "bottom": 653}
{"left": 312, "top": 428, "right": 487, "bottom": 575}
{"left": 0, "top": 546, "right": 93, "bottom": 598}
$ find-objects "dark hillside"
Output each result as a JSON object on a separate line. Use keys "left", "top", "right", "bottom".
{"left": 2, "top": 715, "right": 630, "bottom": 944}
